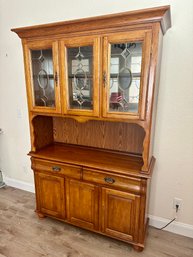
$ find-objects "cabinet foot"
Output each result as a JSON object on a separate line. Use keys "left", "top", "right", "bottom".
{"left": 36, "top": 211, "right": 46, "bottom": 219}
{"left": 132, "top": 245, "right": 144, "bottom": 252}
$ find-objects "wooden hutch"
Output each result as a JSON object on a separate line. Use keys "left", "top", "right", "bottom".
{"left": 12, "top": 6, "right": 171, "bottom": 251}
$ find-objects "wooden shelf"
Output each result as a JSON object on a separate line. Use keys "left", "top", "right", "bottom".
{"left": 28, "top": 143, "right": 149, "bottom": 178}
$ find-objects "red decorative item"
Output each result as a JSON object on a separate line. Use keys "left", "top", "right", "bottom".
{"left": 110, "top": 92, "right": 123, "bottom": 103}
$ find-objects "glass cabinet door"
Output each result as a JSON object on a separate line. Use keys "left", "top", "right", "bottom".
{"left": 60, "top": 36, "right": 100, "bottom": 117}
{"left": 103, "top": 30, "right": 152, "bottom": 120}
{"left": 24, "top": 41, "right": 61, "bottom": 113}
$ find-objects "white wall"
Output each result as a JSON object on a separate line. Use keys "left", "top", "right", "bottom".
{"left": 0, "top": 0, "right": 193, "bottom": 227}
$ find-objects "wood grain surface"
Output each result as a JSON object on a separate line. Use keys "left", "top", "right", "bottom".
{"left": 11, "top": 6, "right": 171, "bottom": 38}
{"left": 29, "top": 143, "right": 144, "bottom": 177}
{"left": 32, "top": 116, "right": 53, "bottom": 150}
{"left": 10, "top": 7, "right": 173, "bottom": 252}
{"left": 53, "top": 117, "right": 145, "bottom": 154}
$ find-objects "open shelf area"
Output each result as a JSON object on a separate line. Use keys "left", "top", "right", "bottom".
{"left": 32, "top": 115, "right": 145, "bottom": 155}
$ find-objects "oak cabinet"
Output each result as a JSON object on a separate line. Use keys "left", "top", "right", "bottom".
{"left": 12, "top": 5, "right": 171, "bottom": 251}
{"left": 102, "top": 30, "right": 152, "bottom": 120}
{"left": 66, "top": 179, "right": 99, "bottom": 230}
{"left": 23, "top": 30, "right": 151, "bottom": 120}
{"left": 33, "top": 156, "right": 142, "bottom": 245}
{"left": 23, "top": 40, "right": 61, "bottom": 113}
{"left": 60, "top": 36, "right": 100, "bottom": 117}
{"left": 101, "top": 188, "right": 140, "bottom": 242}
{"left": 35, "top": 172, "right": 65, "bottom": 219}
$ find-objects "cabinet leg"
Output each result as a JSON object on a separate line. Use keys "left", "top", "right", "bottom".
{"left": 132, "top": 245, "right": 144, "bottom": 252}
{"left": 36, "top": 211, "right": 46, "bottom": 219}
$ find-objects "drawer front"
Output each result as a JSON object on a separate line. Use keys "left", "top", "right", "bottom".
{"left": 83, "top": 169, "right": 141, "bottom": 194}
{"left": 32, "top": 159, "right": 81, "bottom": 179}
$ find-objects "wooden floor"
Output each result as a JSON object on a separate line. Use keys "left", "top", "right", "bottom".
{"left": 0, "top": 187, "right": 193, "bottom": 257}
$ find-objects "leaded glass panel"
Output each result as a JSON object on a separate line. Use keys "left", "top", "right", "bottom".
{"left": 109, "top": 42, "right": 142, "bottom": 113}
{"left": 31, "top": 49, "right": 55, "bottom": 107}
{"left": 67, "top": 46, "right": 93, "bottom": 110}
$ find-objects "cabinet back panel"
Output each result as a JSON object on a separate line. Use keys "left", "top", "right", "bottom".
{"left": 53, "top": 118, "right": 145, "bottom": 154}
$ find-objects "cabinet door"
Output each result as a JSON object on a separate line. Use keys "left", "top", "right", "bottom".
{"left": 60, "top": 36, "right": 100, "bottom": 117}
{"left": 101, "top": 188, "right": 140, "bottom": 242}
{"left": 66, "top": 179, "right": 99, "bottom": 230}
{"left": 102, "top": 30, "right": 152, "bottom": 120}
{"left": 23, "top": 40, "right": 61, "bottom": 113}
{"left": 35, "top": 172, "right": 65, "bottom": 218}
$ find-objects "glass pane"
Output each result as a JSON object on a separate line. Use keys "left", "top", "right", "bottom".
{"left": 31, "top": 49, "right": 55, "bottom": 107}
{"left": 67, "top": 46, "right": 93, "bottom": 110}
{"left": 109, "top": 42, "right": 142, "bottom": 113}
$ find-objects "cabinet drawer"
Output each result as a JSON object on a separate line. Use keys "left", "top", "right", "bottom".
{"left": 32, "top": 159, "right": 81, "bottom": 179}
{"left": 83, "top": 169, "right": 141, "bottom": 194}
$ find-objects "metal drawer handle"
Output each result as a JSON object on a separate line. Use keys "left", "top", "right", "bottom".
{"left": 52, "top": 166, "right": 61, "bottom": 172}
{"left": 104, "top": 177, "right": 115, "bottom": 184}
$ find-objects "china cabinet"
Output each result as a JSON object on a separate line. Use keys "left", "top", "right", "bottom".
{"left": 12, "top": 5, "right": 171, "bottom": 251}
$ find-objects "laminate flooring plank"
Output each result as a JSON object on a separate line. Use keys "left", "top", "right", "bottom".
{"left": 0, "top": 187, "right": 193, "bottom": 257}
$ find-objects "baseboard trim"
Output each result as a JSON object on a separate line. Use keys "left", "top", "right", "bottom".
{"left": 3, "top": 177, "right": 193, "bottom": 239}
{"left": 149, "top": 214, "right": 193, "bottom": 238}
{"left": 4, "top": 176, "right": 35, "bottom": 193}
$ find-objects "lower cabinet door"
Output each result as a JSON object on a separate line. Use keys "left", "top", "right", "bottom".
{"left": 66, "top": 179, "right": 99, "bottom": 230}
{"left": 101, "top": 188, "right": 140, "bottom": 242}
{"left": 35, "top": 172, "right": 65, "bottom": 218}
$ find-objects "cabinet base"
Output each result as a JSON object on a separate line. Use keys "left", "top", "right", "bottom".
{"left": 132, "top": 245, "right": 144, "bottom": 252}
{"left": 36, "top": 211, "right": 46, "bottom": 219}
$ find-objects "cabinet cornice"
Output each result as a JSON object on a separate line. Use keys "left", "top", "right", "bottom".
{"left": 12, "top": 6, "right": 171, "bottom": 39}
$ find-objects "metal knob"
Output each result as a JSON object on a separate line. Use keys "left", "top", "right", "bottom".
{"left": 104, "top": 177, "right": 115, "bottom": 184}
{"left": 52, "top": 166, "right": 61, "bottom": 172}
